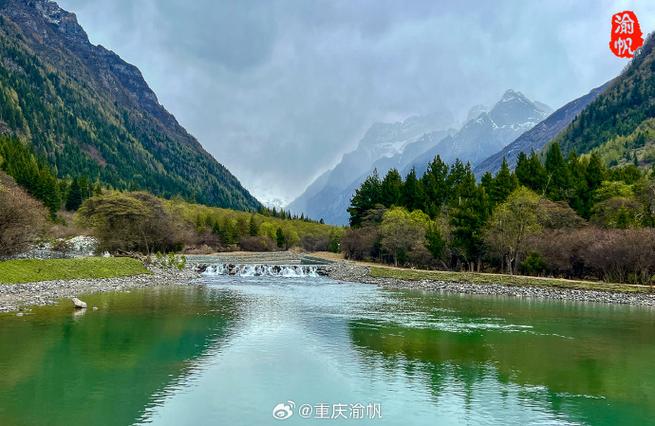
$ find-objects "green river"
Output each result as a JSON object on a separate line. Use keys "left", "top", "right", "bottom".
{"left": 0, "top": 274, "right": 654, "bottom": 425}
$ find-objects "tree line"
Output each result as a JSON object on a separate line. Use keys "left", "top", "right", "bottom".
{"left": 76, "top": 192, "right": 342, "bottom": 255}
{"left": 0, "top": 136, "right": 99, "bottom": 217}
{"left": 345, "top": 143, "right": 655, "bottom": 283}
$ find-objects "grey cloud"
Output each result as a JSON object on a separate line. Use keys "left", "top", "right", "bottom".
{"left": 57, "top": 0, "right": 653, "bottom": 204}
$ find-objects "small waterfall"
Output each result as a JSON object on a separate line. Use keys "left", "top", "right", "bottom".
{"left": 197, "top": 263, "right": 321, "bottom": 278}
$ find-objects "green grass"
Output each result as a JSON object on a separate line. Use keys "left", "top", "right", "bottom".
{"left": 0, "top": 257, "right": 150, "bottom": 284}
{"left": 369, "top": 266, "right": 652, "bottom": 293}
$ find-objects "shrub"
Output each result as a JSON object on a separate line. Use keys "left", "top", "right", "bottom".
{"left": 77, "top": 191, "right": 186, "bottom": 254}
{"left": 300, "top": 234, "right": 330, "bottom": 251}
{"left": 527, "top": 227, "right": 655, "bottom": 283}
{"left": 580, "top": 228, "right": 655, "bottom": 283}
{"left": 239, "top": 236, "right": 275, "bottom": 252}
{"left": 0, "top": 173, "right": 47, "bottom": 256}
{"left": 342, "top": 226, "right": 379, "bottom": 260}
{"left": 520, "top": 252, "right": 547, "bottom": 276}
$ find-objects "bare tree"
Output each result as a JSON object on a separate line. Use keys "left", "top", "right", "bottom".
{"left": 0, "top": 173, "right": 47, "bottom": 256}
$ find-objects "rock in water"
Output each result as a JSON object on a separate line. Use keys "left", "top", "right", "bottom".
{"left": 72, "top": 297, "right": 87, "bottom": 309}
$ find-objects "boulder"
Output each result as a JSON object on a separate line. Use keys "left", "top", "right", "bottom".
{"left": 71, "top": 297, "right": 87, "bottom": 309}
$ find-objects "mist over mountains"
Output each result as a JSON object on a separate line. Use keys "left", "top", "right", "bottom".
{"left": 289, "top": 90, "right": 551, "bottom": 224}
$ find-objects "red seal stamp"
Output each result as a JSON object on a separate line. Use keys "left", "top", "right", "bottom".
{"left": 610, "top": 11, "right": 643, "bottom": 58}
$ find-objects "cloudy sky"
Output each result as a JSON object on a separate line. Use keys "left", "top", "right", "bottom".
{"left": 57, "top": 0, "right": 653, "bottom": 205}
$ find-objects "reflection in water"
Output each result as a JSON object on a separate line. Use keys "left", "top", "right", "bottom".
{"left": 348, "top": 291, "right": 655, "bottom": 425}
{"left": 0, "top": 286, "right": 240, "bottom": 426}
{"left": 1, "top": 278, "right": 655, "bottom": 425}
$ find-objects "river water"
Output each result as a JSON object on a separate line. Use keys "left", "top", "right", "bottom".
{"left": 1, "top": 273, "right": 654, "bottom": 425}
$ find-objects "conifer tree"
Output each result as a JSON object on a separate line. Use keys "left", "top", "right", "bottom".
{"left": 401, "top": 168, "right": 425, "bottom": 211}
{"left": 490, "top": 158, "right": 518, "bottom": 207}
{"left": 380, "top": 168, "right": 402, "bottom": 207}
{"left": 276, "top": 227, "right": 285, "bottom": 248}
{"left": 66, "top": 177, "right": 83, "bottom": 211}
{"left": 421, "top": 155, "right": 449, "bottom": 217}
{"left": 248, "top": 214, "right": 259, "bottom": 236}
{"left": 544, "top": 143, "right": 571, "bottom": 201}
{"left": 348, "top": 169, "right": 382, "bottom": 227}
{"left": 515, "top": 151, "right": 547, "bottom": 193}
{"left": 449, "top": 167, "right": 489, "bottom": 271}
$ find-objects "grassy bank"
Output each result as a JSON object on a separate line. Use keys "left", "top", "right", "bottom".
{"left": 368, "top": 265, "right": 652, "bottom": 293}
{"left": 0, "top": 257, "right": 149, "bottom": 284}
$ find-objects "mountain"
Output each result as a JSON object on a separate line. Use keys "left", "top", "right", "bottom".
{"left": 287, "top": 111, "right": 454, "bottom": 223}
{"left": 474, "top": 82, "right": 612, "bottom": 176}
{"left": 404, "top": 90, "right": 552, "bottom": 176}
{"left": 554, "top": 34, "right": 655, "bottom": 168}
{"left": 0, "top": 0, "right": 260, "bottom": 210}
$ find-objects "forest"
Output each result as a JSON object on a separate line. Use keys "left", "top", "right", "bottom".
{"left": 0, "top": 135, "right": 341, "bottom": 257}
{"left": 0, "top": 17, "right": 260, "bottom": 211}
{"left": 345, "top": 144, "right": 655, "bottom": 284}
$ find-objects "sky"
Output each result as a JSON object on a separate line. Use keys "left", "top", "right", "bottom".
{"left": 57, "top": 0, "right": 654, "bottom": 206}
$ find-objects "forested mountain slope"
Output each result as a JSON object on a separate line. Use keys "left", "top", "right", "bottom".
{"left": 555, "top": 34, "right": 655, "bottom": 169}
{"left": 0, "top": 0, "right": 260, "bottom": 210}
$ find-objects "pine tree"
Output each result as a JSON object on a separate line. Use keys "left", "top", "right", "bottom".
{"left": 276, "top": 227, "right": 285, "bottom": 248}
{"left": 348, "top": 169, "right": 382, "bottom": 227}
{"left": 421, "top": 155, "right": 449, "bottom": 217}
{"left": 566, "top": 152, "right": 587, "bottom": 216}
{"left": 248, "top": 214, "right": 259, "bottom": 236}
{"left": 446, "top": 160, "right": 469, "bottom": 205}
{"left": 490, "top": 158, "right": 518, "bottom": 206}
{"left": 66, "top": 177, "right": 83, "bottom": 211}
{"left": 401, "top": 168, "right": 425, "bottom": 211}
{"left": 544, "top": 143, "right": 571, "bottom": 201}
{"left": 516, "top": 151, "right": 547, "bottom": 193}
{"left": 380, "top": 168, "right": 402, "bottom": 207}
{"left": 449, "top": 169, "right": 490, "bottom": 271}
{"left": 480, "top": 172, "right": 494, "bottom": 201}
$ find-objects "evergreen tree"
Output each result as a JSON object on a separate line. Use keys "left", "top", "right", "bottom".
{"left": 544, "top": 143, "right": 571, "bottom": 201}
{"left": 248, "top": 214, "right": 259, "bottom": 236}
{"left": 66, "top": 177, "right": 83, "bottom": 211}
{"left": 348, "top": 169, "right": 382, "bottom": 227}
{"left": 421, "top": 155, "right": 449, "bottom": 217}
{"left": 586, "top": 153, "right": 606, "bottom": 190}
{"left": 445, "top": 160, "right": 469, "bottom": 205}
{"left": 516, "top": 151, "right": 547, "bottom": 193}
{"left": 276, "top": 227, "right": 285, "bottom": 248}
{"left": 0, "top": 136, "right": 61, "bottom": 217}
{"left": 401, "top": 168, "right": 425, "bottom": 211}
{"left": 480, "top": 171, "right": 494, "bottom": 199}
{"left": 449, "top": 169, "right": 490, "bottom": 271}
{"left": 490, "top": 158, "right": 518, "bottom": 206}
{"left": 380, "top": 168, "right": 402, "bottom": 207}
{"left": 566, "top": 152, "right": 588, "bottom": 216}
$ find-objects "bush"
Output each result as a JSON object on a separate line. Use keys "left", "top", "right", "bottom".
{"left": 77, "top": 191, "right": 187, "bottom": 254}
{"left": 0, "top": 173, "right": 47, "bottom": 256}
{"left": 300, "top": 234, "right": 330, "bottom": 251}
{"left": 520, "top": 252, "right": 547, "bottom": 276}
{"left": 580, "top": 228, "right": 655, "bottom": 283}
{"left": 239, "top": 236, "right": 275, "bottom": 252}
{"left": 527, "top": 227, "right": 655, "bottom": 283}
{"left": 342, "top": 227, "right": 379, "bottom": 260}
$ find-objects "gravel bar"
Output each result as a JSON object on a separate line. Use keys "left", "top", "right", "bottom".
{"left": 323, "top": 262, "right": 655, "bottom": 307}
{"left": 0, "top": 267, "right": 201, "bottom": 313}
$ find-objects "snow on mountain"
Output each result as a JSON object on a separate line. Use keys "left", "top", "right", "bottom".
{"left": 287, "top": 111, "right": 454, "bottom": 220}
{"left": 404, "top": 90, "right": 552, "bottom": 177}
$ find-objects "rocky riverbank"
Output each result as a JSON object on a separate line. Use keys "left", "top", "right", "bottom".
{"left": 322, "top": 261, "right": 655, "bottom": 307}
{"left": 0, "top": 266, "right": 200, "bottom": 313}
